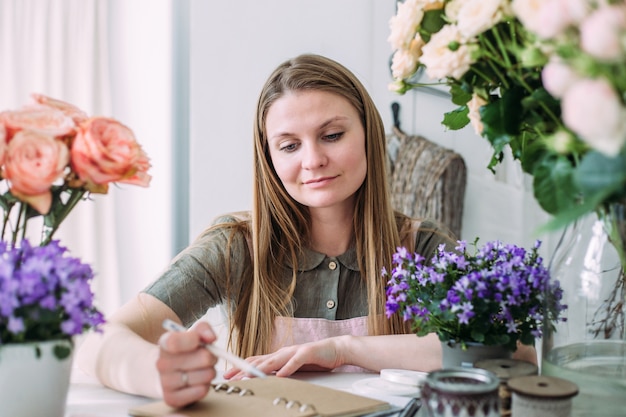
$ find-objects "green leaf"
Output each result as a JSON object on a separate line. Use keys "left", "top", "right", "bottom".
{"left": 53, "top": 343, "right": 72, "bottom": 360}
{"left": 575, "top": 151, "right": 626, "bottom": 195}
{"left": 0, "top": 195, "right": 9, "bottom": 212}
{"left": 449, "top": 84, "right": 472, "bottom": 106}
{"left": 539, "top": 151, "right": 626, "bottom": 232}
{"left": 515, "top": 133, "right": 550, "bottom": 174}
{"left": 420, "top": 10, "right": 446, "bottom": 36}
{"left": 481, "top": 87, "right": 525, "bottom": 140}
{"left": 532, "top": 156, "right": 578, "bottom": 215}
{"left": 523, "top": 87, "right": 560, "bottom": 116}
{"left": 442, "top": 106, "right": 469, "bottom": 130}
{"left": 470, "top": 329, "right": 485, "bottom": 343}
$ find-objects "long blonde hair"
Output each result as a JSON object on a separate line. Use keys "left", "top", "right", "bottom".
{"left": 229, "top": 54, "right": 409, "bottom": 357}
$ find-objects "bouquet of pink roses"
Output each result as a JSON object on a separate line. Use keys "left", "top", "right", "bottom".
{"left": 0, "top": 94, "right": 151, "bottom": 246}
{"left": 0, "top": 94, "right": 151, "bottom": 348}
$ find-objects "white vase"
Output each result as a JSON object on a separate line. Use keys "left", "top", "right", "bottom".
{"left": 0, "top": 339, "right": 74, "bottom": 417}
{"left": 441, "top": 341, "right": 512, "bottom": 369}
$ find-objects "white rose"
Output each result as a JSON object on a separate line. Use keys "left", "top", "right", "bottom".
{"left": 422, "top": 0, "right": 445, "bottom": 12}
{"left": 388, "top": 0, "right": 424, "bottom": 50}
{"left": 391, "top": 35, "right": 425, "bottom": 80}
{"left": 391, "top": 49, "right": 418, "bottom": 80}
{"left": 541, "top": 60, "right": 580, "bottom": 98}
{"left": 580, "top": 5, "right": 626, "bottom": 61}
{"left": 445, "top": 0, "right": 463, "bottom": 22}
{"left": 467, "top": 94, "right": 488, "bottom": 136}
{"left": 456, "top": 0, "right": 506, "bottom": 39}
{"left": 388, "top": 80, "right": 405, "bottom": 93}
{"left": 562, "top": 78, "right": 626, "bottom": 156}
{"left": 421, "top": 24, "right": 475, "bottom": 80}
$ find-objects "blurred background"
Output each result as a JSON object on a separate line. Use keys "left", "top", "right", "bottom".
{"left": 0, "top": 0, "right": 553, "bottom": 317}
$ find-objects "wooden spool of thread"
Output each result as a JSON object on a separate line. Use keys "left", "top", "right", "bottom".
{"left": 507, "top": 375, "right": 578, "bottom": 417}
{"left": 474, "top": 358, "right": 538, "bottom": 417}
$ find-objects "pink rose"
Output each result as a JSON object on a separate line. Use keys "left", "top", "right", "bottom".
{"left": 0, "top": 106, "right": 75, "bottom": 140}
{"left": 0, "top": 124, "right": 6, "bottom": 166}
{"left": 31, "top": 93, "right": 89, "bottom": 124}
{"left": 541, "top": 60, "right": 580, "bottom": 98}
{"left": 71, "top": 117, "right": 151, "bottom": 192}
{"left": 562, "top": 78, "right": 626, "bottom": 156}
{"left": 2, "top": 131, "right": 70, "bottom": 214}
{"left": 580, "top": 5, "right": 626, "bottom": 61}
{"left": 513, "top": 0, "right": 588, "bottom": 39}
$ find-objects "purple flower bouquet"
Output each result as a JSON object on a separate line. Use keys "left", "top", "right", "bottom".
{"left": 384, "top": 239, "right": 567, "bottom": 351}
{"left": 0, "top": 239, "right": 104, "bottom": 356}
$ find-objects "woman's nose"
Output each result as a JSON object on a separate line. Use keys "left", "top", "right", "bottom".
{"left": 301, "top": 142, "right": 327, "bottom": 169}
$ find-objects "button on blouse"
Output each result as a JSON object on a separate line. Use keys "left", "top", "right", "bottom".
{"left": 287, "top": 250, "right": 367, "bottom": 320}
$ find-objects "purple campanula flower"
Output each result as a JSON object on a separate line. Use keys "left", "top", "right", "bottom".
{"left": 505, "top": 320, "right": 518, "bottom": 333}
{"left": 384, "top": 240, "right": 565, "bottom": 351}
{"left": 0, "top": 239, "right": 104, "bottom": 344}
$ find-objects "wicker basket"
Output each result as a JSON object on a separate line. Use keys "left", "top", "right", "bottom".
{"left": 386, "top": 127, "right": 467, "bottom": 239}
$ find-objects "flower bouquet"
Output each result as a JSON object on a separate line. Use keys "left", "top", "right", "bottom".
{"left": 384, "top": 239, "right": 566, "bottom": 352}
{"left": 0, "top": 240, "right": 104, "bottom": 350}
{"left": 387, "top": 0, "right": 626, "bottom": 231}
{"left": 0, "top": 93, "right": 151, "bottom": 350}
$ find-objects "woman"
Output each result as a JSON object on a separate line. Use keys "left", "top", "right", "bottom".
{"left": 77, "top": 54, "right": 481, "bottom": 408}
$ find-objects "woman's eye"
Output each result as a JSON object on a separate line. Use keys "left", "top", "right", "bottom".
{"left": 324, "top": 132, "right": 343, "bottom": 141}
{"left": 280, "top": 143, "right": 298, "bottom": 152}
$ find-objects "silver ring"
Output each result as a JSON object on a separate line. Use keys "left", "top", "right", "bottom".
{"left": 181, "top": 371, "right": 189, "bottom": 387}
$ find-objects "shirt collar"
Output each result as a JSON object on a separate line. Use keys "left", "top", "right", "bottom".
{"left": 284, "top": 245, "right": 360, "bottom": 272}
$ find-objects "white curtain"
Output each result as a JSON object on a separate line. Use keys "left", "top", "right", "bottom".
{"left": 0, "top": 0, "right": 162, "bottom": 316}
{"left": 0, "top": 0, "right": 170, "bottom": 314}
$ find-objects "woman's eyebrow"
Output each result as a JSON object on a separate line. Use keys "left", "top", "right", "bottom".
{"left": 269, "top": 116, "right": 350, "bottom": 142}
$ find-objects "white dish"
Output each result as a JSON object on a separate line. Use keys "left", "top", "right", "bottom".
{"left": 380, "top": 369, "right": 428, "bottom": 387}
{"left": 352, "top": 377, "right": 421, "bottom": 397}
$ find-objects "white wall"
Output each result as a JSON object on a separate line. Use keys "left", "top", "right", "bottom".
{"left": 106, "top": 0, "right": 174, "bottom": 306}
{"left": 188, "top": 0, "right": 556, "bottom": 255}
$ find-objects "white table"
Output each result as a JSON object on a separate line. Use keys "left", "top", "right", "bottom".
{"left": 65, "top": 368, "right": 412, "bottom": 417}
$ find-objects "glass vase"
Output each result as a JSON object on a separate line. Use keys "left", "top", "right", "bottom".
{"left": 542, "top": 202, "right": 626, "bottom": 417}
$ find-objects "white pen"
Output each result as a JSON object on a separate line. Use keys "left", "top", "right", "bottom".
{"left": 162, "top": 319, "right": 267, "bottom": 379}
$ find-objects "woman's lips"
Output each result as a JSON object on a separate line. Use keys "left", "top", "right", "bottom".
{"left": 304, "top": 176, "right": 337, "bottom": 187}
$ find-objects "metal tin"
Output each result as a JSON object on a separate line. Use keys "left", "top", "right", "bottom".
{"left": 421, "top": 367, "right": 500, "bottom": 417}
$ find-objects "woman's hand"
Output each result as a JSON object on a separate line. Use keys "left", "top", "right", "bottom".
{"left": 156, "top": 321, "right": 219, "bottom": 408}
{"left": 223, "top": 337, "right": 348, "bottom": 380}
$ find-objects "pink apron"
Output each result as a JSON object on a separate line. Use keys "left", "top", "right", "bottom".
{"left": 270, "top": 316, "right": 373, "bottom": 373}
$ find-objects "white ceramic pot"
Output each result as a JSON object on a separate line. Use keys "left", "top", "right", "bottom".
{"left": 0, "top": 339, "right": 74, "bottom": 417}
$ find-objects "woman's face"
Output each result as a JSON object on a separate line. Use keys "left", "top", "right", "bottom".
{"left": 266, "top": 90, "right": 366, "bottom": 214}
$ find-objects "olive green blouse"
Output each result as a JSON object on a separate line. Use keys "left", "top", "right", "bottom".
{"left": 143, "top": 214, "right": 454, "bottom": 327}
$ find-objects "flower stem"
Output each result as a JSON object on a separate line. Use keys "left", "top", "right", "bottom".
{"left": 41, "top": 189, "right": 87, "bottom": 246}
{"left": 1, "top": 201, "right": 11, "bottom": 243}
{"left": 11, "top": 203, "right": 27, "bottom": 247}
{"left": 491, "top": 25, "right": 511, "bottom": 69}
